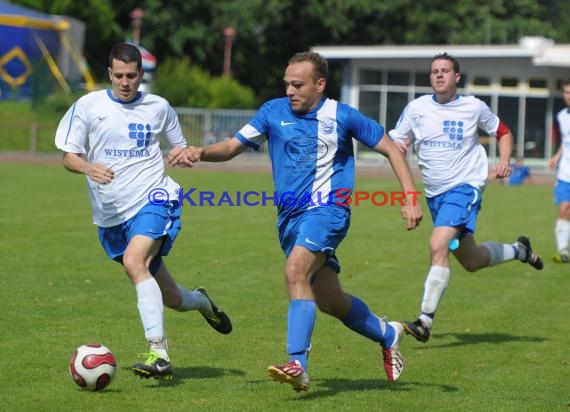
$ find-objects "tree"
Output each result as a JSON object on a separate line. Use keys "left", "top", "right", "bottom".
{"left": 152, "top": 57, "right": 255, "bottom": 109}
{"left": 8, "top": 0, "right": 570, "bottom": 105}
{"left": 541, "top": 0, "right": 570, "bottom": 42}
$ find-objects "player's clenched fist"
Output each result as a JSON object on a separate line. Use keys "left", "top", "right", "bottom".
{"left": 168, "top": 146, "right": 203, "bottom": 168}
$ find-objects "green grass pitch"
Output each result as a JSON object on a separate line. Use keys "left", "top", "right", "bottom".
{"left": 0, "top": 162, "right": 567, "bottom": 411}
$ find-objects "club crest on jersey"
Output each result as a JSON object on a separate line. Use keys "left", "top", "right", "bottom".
{"left": 320, "top": 121, "right": 335, "bottom": 135}
{"left": 285, "top": 137, "right": 329, "bottom": 162}
{"left": 129, "top": 123, "right": 152, "bottom": 148}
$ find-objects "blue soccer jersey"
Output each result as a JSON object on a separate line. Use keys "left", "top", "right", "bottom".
{"left": 235, "top": 97, "right": 384, "bottom": 223}
{"left": 508, "top": 165, "right": 531, "bottom": 185}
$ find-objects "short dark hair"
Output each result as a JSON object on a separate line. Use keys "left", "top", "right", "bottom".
{"left": 108, "top": 43, "right": 142, "bottom": 70}
{"left": 288, "top": 51, "right": 329, "bottom": 83}
{"left": 432, "top": 52, "right": 460, "bottom": 73}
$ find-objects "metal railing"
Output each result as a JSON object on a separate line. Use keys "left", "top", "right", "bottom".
{"left": 175, "top": 107, "right": 264, "bottom": 152}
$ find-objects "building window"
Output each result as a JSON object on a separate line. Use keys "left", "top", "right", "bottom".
{"left": 358, "top": 91, "right": 380, "bottom": 120}
{"left": 414, "top": 71, "right": 431, "bottom": 87}
{"left": 498, "top": 96, "right": 519, "bottom": 154}
{"left": 501, "top": 77, "right": 519, "bottom": 88}
{"left": 524, "top": 98, "right": 547, "bottom": 159}
{"left": 360, "top": 70, "right": 383, "bottom": 85}
{"left": 386, "top": 92, "right": 409, "bottom": 129}
{"left": 529, "top": 78, "right": 546, "bottom": 89}
{"left": 556, "top": 79, "right": 564, "bottom": 90}
{"left": 473, "top": 76, "right": 491, "bottom": 86}
{"left": 387, "top": 71, "right": 410, "bottom": 86}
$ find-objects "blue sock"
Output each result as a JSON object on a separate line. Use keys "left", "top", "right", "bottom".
{"left": 342, "top": 295, "right": 394, "bottom": 348}
{"left": 421, "top": 311, "right": 434, "bottom": 320}
{"left": 513, "top": 244, "right": 520, "bottom": 259}
{"left": 287, "top": 300, "right": 316, "bottom": 371}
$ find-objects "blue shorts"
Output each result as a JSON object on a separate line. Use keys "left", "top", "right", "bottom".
{"left": 278, "top": 206, "right": 350, "bottom": 273}
{"left": 554, "top": 180, "right": 570, "bottom": 205}
{"left": 98, "top": 201, "right": 182, "bottom": 275}
{"left": 427, "top": 184, "right": 482, "bottom": 235}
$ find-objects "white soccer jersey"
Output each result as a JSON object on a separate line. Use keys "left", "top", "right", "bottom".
{"left": 55, "top": 90, "right": 186, "bottom": 227}
{"left": 389, "top": 94, "right": 499, "bottom": 197}
{"left": 555, "top": 108, "right": 570, "bottom": 182}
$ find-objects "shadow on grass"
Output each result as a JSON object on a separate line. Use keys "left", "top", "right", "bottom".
{"left": 293, "top": 379, "right": 457, "bottom": 400}
{"left": 245, "top": 377, "right": 456, "bottom": 399}
{"left": 422, "top": 332, "right": 547, "bottom": 349}
{"left": 121, "top": 365, "right": 245, "bottom": 387}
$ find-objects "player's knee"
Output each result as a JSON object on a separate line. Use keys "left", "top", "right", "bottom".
{"left": 284, "top": 265, "right": 310, "bottom": 286}
{"left": 561, "top": 205, "right": 570, "bottom": 219}
{"left": 122, "top": 254, "right": 137, "bottom": 275}
{"left": 122, "top": 253, "right": 147, "bottom": 282}
{"left": 429, "top": 240, "right": 448, "bottom": 261}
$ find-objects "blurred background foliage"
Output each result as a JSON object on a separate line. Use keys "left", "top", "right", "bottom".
{"left": 8, "top": 0, "right": 570, "bottom": 106}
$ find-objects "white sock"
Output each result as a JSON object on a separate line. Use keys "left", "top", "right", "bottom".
{"left": 176, "top": 285, "right": 209, "bottom": 312}
{"left": 482, "top": 242, "right": 517, "bottom": 265}
{"left": 555, "top": 219, "right": 570, "bottom": 254}
{"left": 149, "top": 337, "right": 169, "bottom": 361}
{"left": 420, "top": 266, "right": 450, "bottom": 327}
{"left": 136, "top": 277, "right": 165, "bottom": 344}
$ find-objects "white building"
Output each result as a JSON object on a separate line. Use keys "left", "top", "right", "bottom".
{"left": 312, "top": 37, "right": 570, "bottom": 163}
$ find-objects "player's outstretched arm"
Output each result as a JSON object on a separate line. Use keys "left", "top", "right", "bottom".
{"left": 168, "top": 137, "right": 248, "bottom": 168}
{"left": 374, "top": 134, "right": 423, "bottom": 230}
{"left": 201, "top": 137, "right": 248, "bottom": 162}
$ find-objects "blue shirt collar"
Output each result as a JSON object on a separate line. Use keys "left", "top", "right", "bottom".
{"left": 106, "top": 89, "right": 142, "bottom": 104}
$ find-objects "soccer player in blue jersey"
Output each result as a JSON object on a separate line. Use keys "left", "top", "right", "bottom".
{"left": 549, "top": 80, "right": 570, "bottom": 263}
{"left": 389, "top": 53, "right": 544, "bottom": 344}
{"left": 507, "top": 157, "right": 532, "bottom": 186}
{"left": 169, "top": 51, "right": 423, "bottom": 391}
{"left": 55, "top": 43, "right": 232, "bottom": 380}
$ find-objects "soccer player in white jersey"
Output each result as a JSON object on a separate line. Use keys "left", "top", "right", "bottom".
{"left": 168, "top": 51, "right": 423, "bottom": 391}
{"left": 549, "top": 80, "right": 570, "bottom": 263}
{"left": 389, "top": 53, "right": 544, "bottom": 344}
{"left": 55, "top": 43, "right": 232, "bottom": 380}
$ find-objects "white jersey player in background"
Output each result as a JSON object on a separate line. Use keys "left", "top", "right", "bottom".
{"left": 55, "top": 43, "right": 232, "bottom": 380}
{"left": 549, "top": 79, "right": 570, "bottom": 263}
{"left": 389, "top": 52, "right": 543, "bottom": 343}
